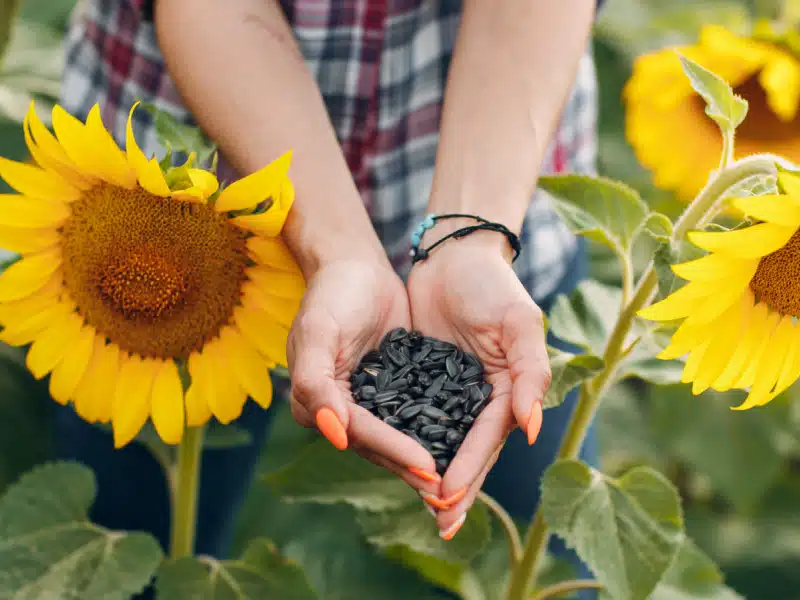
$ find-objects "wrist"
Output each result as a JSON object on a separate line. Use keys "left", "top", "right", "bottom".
{"left": 416, "top": 217, "right": 516, "bottom": 266}
{"left": 283, "top": 209, "right": 390, "bottom": 277}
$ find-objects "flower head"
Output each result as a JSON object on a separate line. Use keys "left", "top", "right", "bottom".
{"left": 639, "top": 171, "right": 800, "bottom": 409}
{"left": 0, "top": 102, "right": 305, "bottom": 446}
{"left": 625, "top": 23, "right": 800, "bottom": 199}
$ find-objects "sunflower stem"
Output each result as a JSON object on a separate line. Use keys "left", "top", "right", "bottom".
{"left": 504, "top": 153, "right": 781, "bottom": 600}
{"left": 169, "top": 425, "right": 205, "bottom": 559}
{"left": 529, "top": 579, "right": 604, "bottom": 600}
{"left": 478, "top": 491, "right": 524, "bottom": 564}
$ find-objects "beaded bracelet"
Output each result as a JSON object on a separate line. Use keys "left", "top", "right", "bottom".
{"left": 409, "top": 213, "right": 522, "bottom": 265}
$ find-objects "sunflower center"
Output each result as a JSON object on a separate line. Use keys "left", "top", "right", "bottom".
{"left": 750, "top": 227, "right": 800, "bottom": 316}
{"left": 732, "top": 75, "right": 800, "bottom": 142}
{"left": 61, "top": 183, "right": 250, "bottom": 359}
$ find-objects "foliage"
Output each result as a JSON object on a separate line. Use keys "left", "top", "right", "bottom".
{"left": 1, "top": 1, "right": 800, "bottom": 599}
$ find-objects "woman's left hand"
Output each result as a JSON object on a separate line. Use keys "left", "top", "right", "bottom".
{"left": 407, "top": 229, "right": 551, "bottom": 538}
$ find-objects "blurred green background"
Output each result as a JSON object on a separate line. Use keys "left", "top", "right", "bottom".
{"left": 2, "top": 0, "right": 800, "bottom": 598}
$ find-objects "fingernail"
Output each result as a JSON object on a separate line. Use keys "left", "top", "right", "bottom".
{"left": 439, "top": 513, "right": 466, "bottom": 541}
{"left": 424, "top": 502, "right": 438, "bottom": 518}
{"left": 409, "top": 466, "right": 441, "bottom": 483}
{"left": 527, "top": 402, "right": 543, "bottom": 446}
{"left": 316, "top": 407, "right": 348, "bottom": 450}
{"left": 421, "top": 487, "right": 467, "bottom": 510}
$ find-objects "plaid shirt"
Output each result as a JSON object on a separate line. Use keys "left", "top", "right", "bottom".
{"left": 61, "top": 0, "right": 598, "bottom": 302}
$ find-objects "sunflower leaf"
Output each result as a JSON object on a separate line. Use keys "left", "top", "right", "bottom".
{"left": 677, "top": 54, "right": 748, "bottom": 132}
{"left": 0, "top": 461, "right": 163, "bottom": 600}
{"left": 652, "top": 538, "right": 743, "bottom": 600}
{"left": 155, "top": 539, "right": 318, "bottom": 599}
{"left": 541, "top": 460, "right": 685, "bottom": 600}
{"left": 538, "top": 174, "right": 649, "bottom": 263}
{"left": 653, "top": 239, "right": 706, "bottom": 300}
{"left": 544, "top": 347, "right": 604, "bottom": 409}
{"left": 548, "top": 279, "right": 622, "bottom": 356}
{"left": 139, "top": 103, "right": 217, "bottom": 169}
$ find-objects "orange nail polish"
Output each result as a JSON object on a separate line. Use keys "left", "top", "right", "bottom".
{"left": 316, "top": 407, "right": 348, "bottom": 450}
{"left": 440, "top": 514, "right": 466, "bottom": 541}
{"left": 420, "top": 492, "right": 448, "bottom": 510}
{"left": 441, "top": 486, "right": 467, "bottom": 508}
{"left": 527, "top": 402, "right": 543, "bottom": 446}
{"left": 409, "top": 466, "right": 441, "bottom": 483}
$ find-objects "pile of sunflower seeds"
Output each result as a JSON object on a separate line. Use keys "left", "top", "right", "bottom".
{"left": 350, "top": 327, "right": 492, "bottom": 475}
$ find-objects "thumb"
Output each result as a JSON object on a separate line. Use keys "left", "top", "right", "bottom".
{"left": 502, "top": 303, "right": 551, "bottom": 445}
{"left": 288, "top": 314, "right": 352, "bottom": 450}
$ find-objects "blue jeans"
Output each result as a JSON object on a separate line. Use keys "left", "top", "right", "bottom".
{"left": 53, "top": 241, "right": 596, "bottom": 593}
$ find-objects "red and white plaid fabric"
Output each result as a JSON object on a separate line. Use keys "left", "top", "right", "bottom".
{"left": 61, "top": 0, "right": 598, "bottom": 301}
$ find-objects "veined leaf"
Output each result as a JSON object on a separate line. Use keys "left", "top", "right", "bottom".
{"left": 678, "top": 54, "right": 748, "bottom": 131}
{"left": 544, "top": 347, "right": 604, "bottom": 409}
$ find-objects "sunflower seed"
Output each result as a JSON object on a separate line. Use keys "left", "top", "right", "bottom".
{"left": 378, "top": 407, "right": 392, "bottom": 419}
{"left": 441, "top": 395, "right": 460, "bottom": 413}
{"left": 351, "top": 371, "right": 368, "bottom": 387}
{"left": 443, "top": 379, "right": 463, "bottom": 392}
{"left": 374, "top": 390, "right": 399, "bottom": 404}
{"left": 433, "top": 340, "right": 456, "bottom": 352}
{"left": 387, "top": 377, "right": 409, "bottom": 391}
{"left": 436, "top": 458, "right": 450, "bottom": 474}
{"left": 460, "top": 365, "right": 483, "bottom": 381}
{"left": 386, "top": 345, "right": 408, "bottom": 367}
{"left": 428, "top": 428, "right": 447, "bottom": 442}
{"left": 468, "top": 385, "right": 485, "bottom": 403}
{"left": 480, "top": 383, "right": 493, "bottom": 400}
{"left": 420, "top": 424, "right": 447, "bottom": 439}
{"left": 408, "top": 385, "right": 424, "bottom": 396}
{"left": 431, "top": 448, "right": 449, "bottom": 458}
{"left": 421, "top": 406, "right": 450, "bottom": 420}
{"left": 396, "top": 399, "right": 415, "bottom": 414}
{"left": 446, "top": 430, "right": 464, "bottom": 445}
{"left": 418, "top": 372, "right": 432, "bottom": 386}
{"left": 389, "top": 327, "right": 408, "bottom": 342}
{"left": 412, "top": 345, "right": 433, "bottom": 362}
{"left": 470, "top": 398, "right": 486, "bottom": 416}
{"left": 461, "top": 415, "right": 475, "bottom": 426}
{"left": 393, "top": 364, "right": 415, "bottom": 380}
{"left": 398, "top": 404, "right": 424, "bottom": 420}
{"left": 358, "top": 385, "right": 377, "bottom": 400}
{"left": 358, "top": 401, "right": 375, "bottom": 410}
{"left": 376, "top": 369, "right": 392, "bottom": 391}
{"left": 424, "top": 374, "right": 446, "bottom": 398}
{"left": 450, "top": 407, "right": 464, "bottom": 421}
{"left": 384, "top": 416, "right": 403, "bottom": 428}
{"left": 431, "top": 441, "right": 449, "bottom": 451}
{"left": 445, "top": 356, "right": 461, "bottom": 379}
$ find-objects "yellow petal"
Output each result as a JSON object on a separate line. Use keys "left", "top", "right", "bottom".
{"left": 53, "top": 105, "right": 119, "bottom": 187}
{"left": 25, "top": 311, "right": 83, "bottom": 379}
{"left": 690, "top": 300, "right": 749, "bottom": 394}
{"left": 778, "top": 171, "right": 800, "bottom": 197}
{"left": 0, "top": 156, "right": 80, "bottom": 202}
{"left": 205, "top": 339, "right": 248, "bottom": 424}
{"left": 112, "top": 355, "right": 157, "bottom": 448}
{"left": 688, "top": 223, "right": 797, "bottom": 259}
{"left": 0, "top": 275, "right": 63, "bottom": 323}
{"left": 759, "top": 52, "right": 800, "bottom": 122}
{"left": 671, "top": 252, "right": 756, "bottom": 282}
{"left": 0, "top": 195, "right": 70, "bottom": 228}
{"left": 25, "top": 102, "right": 95, "bottom": 190}
{"left": 733, "top": 314, "right": 794, "bottom": 410}
{"left": 125, "top": 103, "right": 171, "bottom": 196}
{"left": 241, "top": 281, "right": 300, "bottom": 329}
{"left": 770, "top": 323, "right": 800, "bottom": 398}
{"left": 713, "top": 302, "right": 769, "bottom": 391}
{"left": 638, "top": 281, "right": 713, "bottom": 322}
{"left": 185, "top": 352, "right": 213, "bottom": 427}
{"left": 731, "top": 194, "right": 800, "bottom": 227}
{"left": 180, "top": 168, "right": 219, "bottom": 199}
{"left": 246, "top": 236, "right": 302, "bottom": 273}
{"left": 245, "top": 267, "right": 305, "bottom": 301}
{"left": 681, "top": 340, "right": 710, "bottom": 387}
{"left": 73, "top": 336, "right": 116, "bottom": 422}
{"left": 234, "top": 305, "right": 289, "bottom": 366}
{"left": 150, "top": 360, "right": 185, "bottom": 445}
{"left": 0, "top": 224, "right": 60, "bottom": 255}
{"left": 220, "top": 326, "right": 274, "bottom": 409}
{"left": 0, "top": 249, "right": 61, "bottom": 302}
{"left": 48, "top": 325, "right": 95, "bottom": 405}
{"left": 682, "top": 275, "right": 752, "bottom": 328}
{"left": 215, "top": 150, "right": 292, "bottom": 212}
{"left": 231, "top": 177, "right": 295, "bottom": 236}
{"left": 0, "top": 300, "right": 74, "bottom": 347}
{"left": 732, "top": 309, "right": 781, "bottom": 390}
{"left": 83, "top": 105, "right": 137, "bottom": 188}
{"left": 74, "top": 340, "right": 120, "bottom": 424}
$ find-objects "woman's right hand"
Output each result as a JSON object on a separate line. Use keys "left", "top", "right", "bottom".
{"left": 286, "top": 257, "right": 443, "bottom": 494}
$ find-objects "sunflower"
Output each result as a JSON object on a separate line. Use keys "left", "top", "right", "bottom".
{"left": 638, "top": 170, "right": 800, "bottom": 410}
{"left": 0, "top": 102, "right": 305, "bottom": 447}
{"left": 625, "top": 23, "right": 800, "bottom": 200}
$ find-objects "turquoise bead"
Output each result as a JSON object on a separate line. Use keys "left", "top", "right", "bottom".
{"left": 423, "top": 214, "right": 435, "bottom": 229}
{"left": 410, "top": 231, "right": 422, "bottom": 246}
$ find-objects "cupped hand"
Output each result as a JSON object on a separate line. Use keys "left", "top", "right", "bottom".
{"left": 407, "top": 232, "right": 551, "bottom": 538}
{"left": 286, "top": 258, "right": 442, "bottom": 494}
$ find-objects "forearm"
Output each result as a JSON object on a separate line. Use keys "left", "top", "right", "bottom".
{"left": 428, "top": 0, "right": 595, "bottom": 233}
{"left": 154, "top": 0, "right": 386, "bottom": 275}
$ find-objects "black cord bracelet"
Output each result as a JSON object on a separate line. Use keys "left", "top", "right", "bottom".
{"left": 409, "top": 213, "right": 522, "bottom": 265}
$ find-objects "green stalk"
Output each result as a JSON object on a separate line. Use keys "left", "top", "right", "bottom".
{"left": 530, "top": 579, "right": 604, "bottom": 600}
{"left": 503, "top": 154, "right": 780, "bottom": 600}
{"left": 169, "top": 425, "right": 205, "bottom": 558}
{"left": 0, "top": 0, "right": 21, "bottom": 67}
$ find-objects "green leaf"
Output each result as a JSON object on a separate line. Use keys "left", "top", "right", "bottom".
{"left": 677, "top": 54, "right": 748, "bottom": 131}
{"left": 0, "top": 462, "right": 163, "bottom": 600}
{"left": 0, "top": 0, "right": 21, "bottom": 66}
{"left": 649, "top": 385, "right": 785, "bottom": 512}
{"left": 618, "top": 325, "right": 684, "bottom": 386}
{"left": 541, "top": 460, "right": 684, "bottom": 600}
{"left": 544, "top": 348, "right": 604, "bottom": 409}
{"left": 548, "top": 279, "right": 622, "bottom": 355}
{"left": 358, "top": 502, "right": 490, "bottom": 565}
{"left": 641, "top": 212, "right": 674, "bottom": 243}
{"left": 139, "top": 103, "right": 217, "bottom": 168}
{"left": 653, "top": 539, "right": 743, "bottom": 600}
{"left": 653, "top": 239, "right": 706, "bottom": 300}
{"left": 265, "top": 439, "right": 415, "bottom": 511}
{"left": 156, "top": 539, "right": 317, "bottom": 599}
{"left": 538, "top": 174, "right": 649, "bottom": 259}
